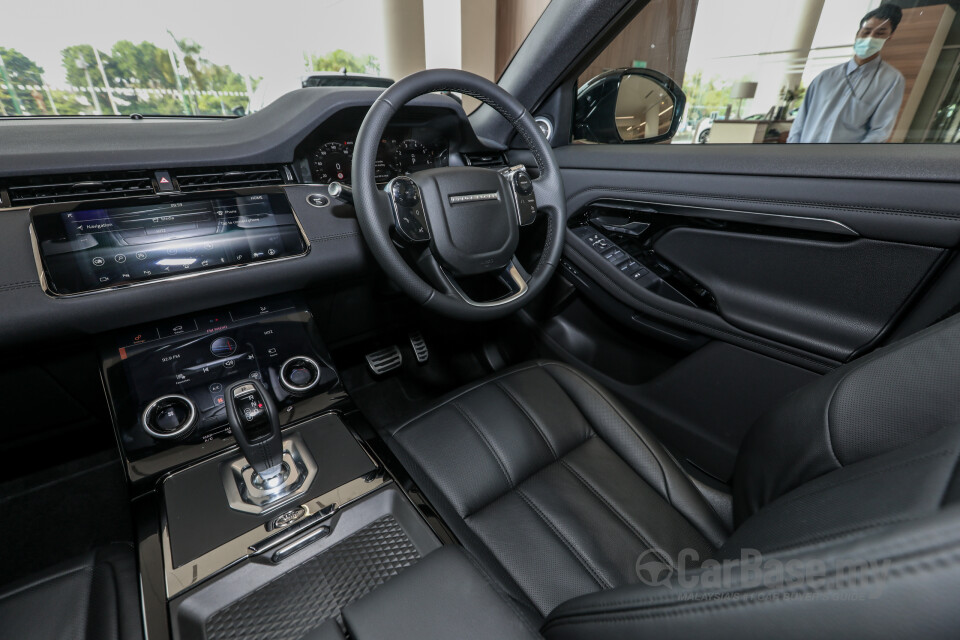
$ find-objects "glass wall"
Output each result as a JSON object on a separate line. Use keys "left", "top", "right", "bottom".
{"left": 582, "top": 0, "right": 960, "bottom": 144}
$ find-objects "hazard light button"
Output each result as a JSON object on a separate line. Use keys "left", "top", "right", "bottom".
{"left": 155, "top": 170, "right": 176, "bottom": 193}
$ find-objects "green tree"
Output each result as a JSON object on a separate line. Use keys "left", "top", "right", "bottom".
{"left": 0, "top": 47, "right": 45, "bottom": 115}
{"left": 59, "top": 38, "right": 256, "bottom": 116}
{"left": 305, "top": 49, "right": 380, "bottom": 75}
{"left": 682, "top": 71, "right": 734, "bottom": 123}
{"left": 168, "top": 32, "right": 255, "bottom": 115}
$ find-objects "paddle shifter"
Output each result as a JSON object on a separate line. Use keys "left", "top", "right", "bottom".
{"left": 224, "top": 379, "right": 285, "bottom": 484}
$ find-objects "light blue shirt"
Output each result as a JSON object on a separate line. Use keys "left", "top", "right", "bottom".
{"left": 788, "top": 57, "right": 905, "bottom": 143}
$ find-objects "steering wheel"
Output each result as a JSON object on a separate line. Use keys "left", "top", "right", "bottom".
{"left": 352, "top": 69, "right": 565, "bottom": 321}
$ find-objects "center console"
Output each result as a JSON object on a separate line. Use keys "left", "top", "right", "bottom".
{"left": 101, "top": 293, "right": 443, "bottom": 640}
{"left": 101, "top": 295, "right": 347, "bottom": 485}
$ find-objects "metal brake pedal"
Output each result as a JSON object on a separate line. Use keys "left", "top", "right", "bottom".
{"left": 366, "top": 345, "right": 402, "bottom": 375}
{"left": 409, "top": 332, "right": 429, "bottom": 364}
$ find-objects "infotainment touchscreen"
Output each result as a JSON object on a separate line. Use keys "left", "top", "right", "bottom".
{"left": 30, "top": 189, "right": 308, "bottom": 295}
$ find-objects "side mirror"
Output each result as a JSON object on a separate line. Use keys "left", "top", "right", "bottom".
{"left": 574, "top": 68, "right": 686, "bottom": 144}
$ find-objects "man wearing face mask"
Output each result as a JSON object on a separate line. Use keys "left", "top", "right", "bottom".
{"left": 788, "top": 4, "right": 905, "bottom": 143}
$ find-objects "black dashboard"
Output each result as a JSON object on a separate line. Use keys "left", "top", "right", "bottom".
{"left": 0, "top": 89, "right": 489, "bottom": 348}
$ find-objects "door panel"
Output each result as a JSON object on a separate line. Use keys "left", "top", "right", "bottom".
{"left": 510, "top": 147, "right": 960, "bottom": 368}
{"left": 511, "top": 144, "right": 960, "bottom": 477}
{"left": 556, "top": 164, "right": 960, "bottom": 249}
{"left": 654, "top": 228, "right": 943, "bottom": 359}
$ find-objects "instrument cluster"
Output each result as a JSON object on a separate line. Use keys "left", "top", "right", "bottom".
{"left": 309, "top": 135, "right": 448, "bottom": 185}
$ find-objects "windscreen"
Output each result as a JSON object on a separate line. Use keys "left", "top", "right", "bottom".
{"left": 0, "top": 0, "right": 550, "bottom": 118}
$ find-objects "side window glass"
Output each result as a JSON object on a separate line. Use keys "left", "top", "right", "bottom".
{"left": 576, "top": 1, "right": 958, "bottom": 144}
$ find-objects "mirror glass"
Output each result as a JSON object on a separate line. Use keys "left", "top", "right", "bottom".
{"left": 614, "top": 75, "right": 676, "bottom": 141}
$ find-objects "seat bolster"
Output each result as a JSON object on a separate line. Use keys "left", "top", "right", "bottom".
{"left": 542, "top": 507, "right": 960, "bottom": 640}
{"left": 733, "top": 312, "right": 960, "bottom": 524}
{"left": 541, "top": 362, "right": 729, "bottom": 547}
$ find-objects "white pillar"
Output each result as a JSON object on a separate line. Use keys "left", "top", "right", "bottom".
{"left": 423, "top": 0, "right": 461, "bottom": 69}
{"left": 382, "top": 0, "right": 427, "bottom": 82}
{"left": 421, "top": 0, "right": 497, "bottom": 110}
{"left": 752, "top": 0, "right": 825, "bottom": 117}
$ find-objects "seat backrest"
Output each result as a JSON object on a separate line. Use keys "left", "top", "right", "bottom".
{"left": 541, "top": 314, "right": 960, "bottom": 638}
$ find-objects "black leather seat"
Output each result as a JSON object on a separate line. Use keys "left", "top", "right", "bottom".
{"left": 0, "top": 544, "right": 142, "bottom": 640}
{"left": 387, "top": 359, "right": 728, "bottom": 617}
{"left": 385, "top": 314, "right": 960, "bottom": 636}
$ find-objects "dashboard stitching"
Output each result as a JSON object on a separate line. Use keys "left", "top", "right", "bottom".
{"left": 307, "top": 231, "right": 360, "bottom": 242}
{"left": 0, "top": 282, "right": 39, "bottom": 293}
{"left": 0, "top": 280, "right": 40, "bottom": 289}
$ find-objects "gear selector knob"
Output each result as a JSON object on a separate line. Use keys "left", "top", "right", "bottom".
{"left": 224, "top": 379, "right": 284, "bottom": 482}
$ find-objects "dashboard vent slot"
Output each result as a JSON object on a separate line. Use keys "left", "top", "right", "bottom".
{"left": 5, "top": 172, "right": 153, "bottom": 207}
{"left": 463, "top": 152, "right": 508, "bottom": 168}
{"left": 174, "top": 166, "right": 285, "bottom": 192}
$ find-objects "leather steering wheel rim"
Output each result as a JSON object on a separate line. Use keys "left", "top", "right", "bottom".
{"left": 352, "top": 69, "right": 566, "bottom": 321}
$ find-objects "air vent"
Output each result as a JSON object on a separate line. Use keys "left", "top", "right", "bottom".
{"left": 5, "top": 171, "right": 153, "bottom": 207}
{"left": 463, "top": 152, "right": 508, "bottom": 168}
{"left": 174, "top": 166, "right": 285, "bottom": 192}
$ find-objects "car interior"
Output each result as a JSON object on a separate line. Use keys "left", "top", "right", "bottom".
{"left": 3, "top": 0, "right": 960, "bottom": 638}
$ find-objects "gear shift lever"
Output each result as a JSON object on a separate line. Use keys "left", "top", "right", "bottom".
{"left": 225, "top": 379, "right": 285, "bottom": 483}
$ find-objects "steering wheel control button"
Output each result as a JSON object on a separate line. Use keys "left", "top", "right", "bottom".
{"left": 279, "top": 356, "right": 322, "bottom": 395}
{"left": 392, "top": 178, "right": 420, "bottom": 206}
{"left": 513, "top": 172, "right": 533, "bottom": 195}
{"left": 142, "top": 394, "right": 197, "bottom": 439}
{"left": 210, "top": 336, "right": 238, "bottom": 358}
{"left": 502, "top": 165, "right": 538, "bottom": 226}
{"left": 306, "top": 193, "right": 330, "bottom": 208}
{"left": 386, "top": 177, "right": 430, "bottom": 243}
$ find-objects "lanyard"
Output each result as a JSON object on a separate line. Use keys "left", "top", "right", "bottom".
{"left": 844, "top": 62, "right": 882, "bottom": 101}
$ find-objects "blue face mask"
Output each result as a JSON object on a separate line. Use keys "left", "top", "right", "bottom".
{"left": 854, "top": 37, "right": 886, "bottom": 59}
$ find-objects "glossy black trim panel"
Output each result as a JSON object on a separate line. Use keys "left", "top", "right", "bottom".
{"left": 102, "top": 296, "right": 350, "bottom": 488}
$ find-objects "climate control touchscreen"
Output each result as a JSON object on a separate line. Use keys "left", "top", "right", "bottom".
{"left": 101, "top": 296, "right": 345, "bottom": 473}
{"left": 31, "top": 188, "right": 308, "bottom": 295}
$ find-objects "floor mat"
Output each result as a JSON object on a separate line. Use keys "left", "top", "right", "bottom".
{"left": 204, "top": 515, "right": 421, "bottom": 640}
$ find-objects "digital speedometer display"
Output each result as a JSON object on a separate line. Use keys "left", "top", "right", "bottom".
{"left": 308, "top": 132, "right": 447, "bottom": 185}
